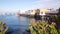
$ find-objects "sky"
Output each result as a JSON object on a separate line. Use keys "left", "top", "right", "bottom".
{"left": 0, "top": 0, "right": 60, "bottom": 13}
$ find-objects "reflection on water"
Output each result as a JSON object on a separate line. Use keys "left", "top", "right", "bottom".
{"left": 0, "top": 15, "right": 30, "bottom": 34}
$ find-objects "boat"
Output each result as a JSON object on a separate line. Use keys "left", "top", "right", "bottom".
{"left": 0, "top": 21, "right": 8, "bottom": 34}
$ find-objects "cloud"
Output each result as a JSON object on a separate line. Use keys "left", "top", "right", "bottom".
{"left": 38, "top": 0, "right": 53, "bottom": 1}
{"left": 44, "top": 0, "right": 52, "bottom": 1}
{"left": 37, "top": 0, "right": 53, "bottom": 2}
{"left": 33, "top": 0, "right": 53, "bottom": 4}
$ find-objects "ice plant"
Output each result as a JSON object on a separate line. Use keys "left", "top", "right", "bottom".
{"left": 29, "top": 15, "right": 60, "bottom": 34}
{"left": 29, "top": 21, "right": 58, "bottom": 34}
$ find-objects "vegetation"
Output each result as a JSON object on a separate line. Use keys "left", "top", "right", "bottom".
{"left": 29, "top": 15, "right": 60, "bottom": 34}
{"left": 0, "top": 20, "right": 8, "bottom": 34}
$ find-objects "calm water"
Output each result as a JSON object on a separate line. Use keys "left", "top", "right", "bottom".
{"left": 0, "top": 15, "right": 30, "bottom": 34}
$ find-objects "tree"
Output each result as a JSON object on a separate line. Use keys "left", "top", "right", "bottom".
{"left": 58, "top": 8, "right": 60, "bottom": 14}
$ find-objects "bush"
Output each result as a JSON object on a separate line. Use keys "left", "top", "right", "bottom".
{"left": 29, "top": 15, "right": 60, "bottom": 34}
{"left": 29, "top": 21, "right": 59, "bottom": 34}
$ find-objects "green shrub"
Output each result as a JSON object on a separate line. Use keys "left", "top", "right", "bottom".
{"left": 29, "top": 15, "right": 60, "bottom": 34}
{"left": 29, "top": 21, "right": 59, "bottom": 34}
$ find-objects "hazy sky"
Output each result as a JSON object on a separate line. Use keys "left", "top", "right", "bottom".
{"left": 0, "top": 0, "right": 60, "bottom": 13}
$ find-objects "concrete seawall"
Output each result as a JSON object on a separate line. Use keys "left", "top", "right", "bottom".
{"left": 19, "top": 14, "right": 34, "bottom": 18}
